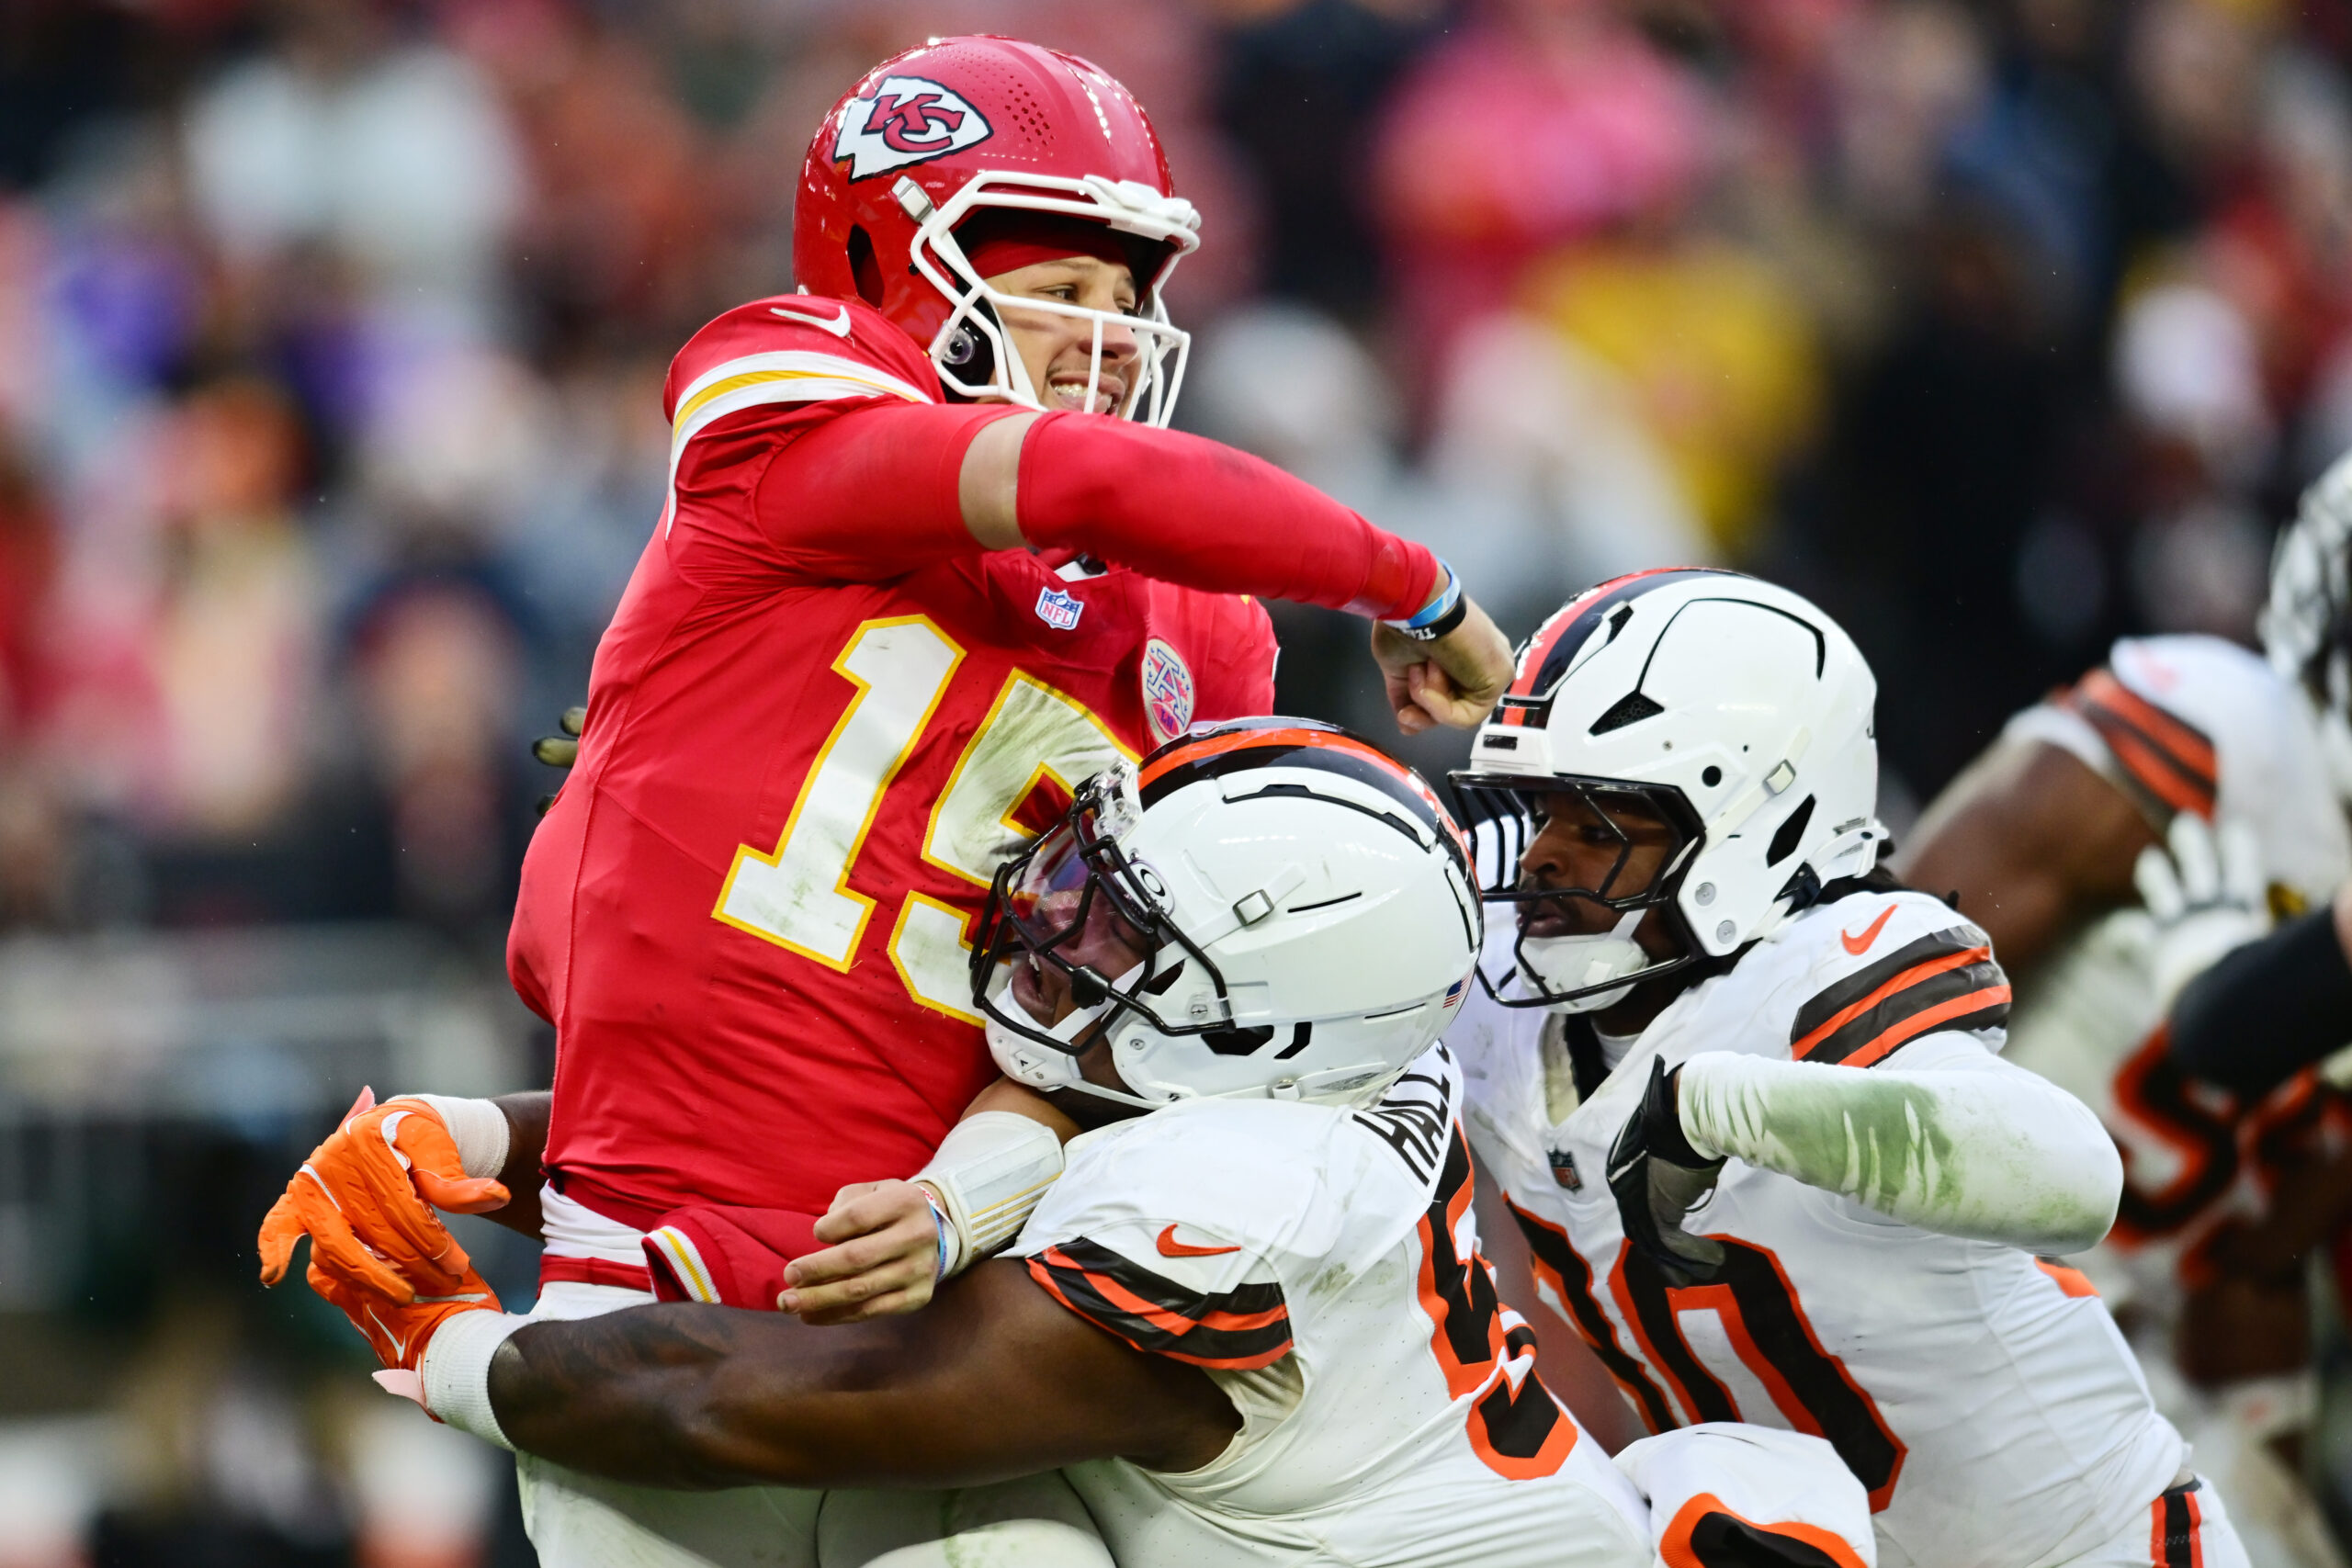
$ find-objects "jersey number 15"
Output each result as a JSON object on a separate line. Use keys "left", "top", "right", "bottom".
{"left": 711, "top": 615, "right": 1131, "bottom": 1023}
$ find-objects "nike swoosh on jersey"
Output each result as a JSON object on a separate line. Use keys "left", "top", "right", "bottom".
{"left": 1840, "top": 906, "right": 1896, "bottom": 955}
{"left": 770, "top": 301, "right": 854, "bottom": 337}
{"left": 1157, "top": 1224, "right": 1240, "bottom": 1258}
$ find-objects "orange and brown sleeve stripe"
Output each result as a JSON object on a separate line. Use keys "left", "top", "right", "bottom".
{"left": 1791, "top": 926, "right": 2012, "bottom": 1067}
{"left": 2150, "top": 1476, "right": 2207, "bottom": 1568}
{"left": 2058, "top": 668, "right": 2217, "bottom": 821}
{"left": 1027, "top": 1237, "right": 1293, "bottom": 1371}
{"left": 1658, "top": 1493, "right": 1870, "bottom": 1568}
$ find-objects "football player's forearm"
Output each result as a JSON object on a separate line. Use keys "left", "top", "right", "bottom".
{"left": 1014, "top": 412, "right": 1441, "bottom": 619}
{"left": 1676, "top": 1050, "right": 2121, "bottom": 1253}
{"left": 490, "top": 1306, "right": 760, "bottom": 1488}
{"left": 755, "top": 399, "right": 1442, "bottom": 616}
{"left": 487, "top": 1263, "right": 1237, "bottom": 1488}
{"left": 485, "top": 1091, "right": 550, "bottom": 1237}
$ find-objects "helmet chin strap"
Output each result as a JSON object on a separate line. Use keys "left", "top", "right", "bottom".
{"left": 985, "top": 961, "right": 1166, "bottom": 1110}
{"left": 1522, "top": 909, "right": 1648, "bottom": 1016}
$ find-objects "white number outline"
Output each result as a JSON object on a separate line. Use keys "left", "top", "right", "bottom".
{"left": 711, "top": 615, "right": 964, "bottom": 970}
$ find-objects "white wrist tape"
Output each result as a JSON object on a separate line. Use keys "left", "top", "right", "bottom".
{"left": 420, "top": 1310, "right": 530, "bottom": 1450}
{"left": 914, "top": 1111, "right": 1066, "bottom": 1276}
{"left": 397, "top": 1094, "right": 511, "bottom": 1181}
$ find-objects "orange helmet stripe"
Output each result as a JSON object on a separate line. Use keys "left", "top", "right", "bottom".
{"left": 1138, "top": 725, "right": 1404, "bottom": 789}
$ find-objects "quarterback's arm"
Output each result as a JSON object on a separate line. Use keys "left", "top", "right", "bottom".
{"left": 754, "top": 401, "right": 1505, "bottom": 728}
{"left": 2169, "top": 886, "right": 2352, "bottom": 1098}
{"left": 1674, "top": 1035, "right": 2121, "bottom": 1254}
{"left": 474, "top": 1259, "right": 1238, "bottom": 1489}
{"left": 1901, "top": 739, "right": 2156, "bottom": 973}
{"left": 755, "top": 400, "right": 1439, "bottom": 616}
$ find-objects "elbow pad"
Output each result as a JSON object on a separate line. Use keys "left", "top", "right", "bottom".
{"left": 914, "top": 1112, "right": 1065, "bottom": 1276}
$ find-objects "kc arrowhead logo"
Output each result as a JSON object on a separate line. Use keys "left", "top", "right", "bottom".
{"left": 834, "top": 75, "right": 992, "bottom": 181}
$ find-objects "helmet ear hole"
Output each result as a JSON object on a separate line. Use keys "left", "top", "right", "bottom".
{"left": 938, "top": 299, "right": 1000, "bottom": 396}
{"left": 1204, "top": 1025, "right": 1274, "bottom": 1056}
{"left": 1766, "top": 795, "right": 1816, "bottom": 867}
{"left": 848, "top": 225, "right": 884, "bottom": 307}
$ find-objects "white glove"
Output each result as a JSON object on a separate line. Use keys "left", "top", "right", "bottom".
{"left": 2135, "top": 814, "right": 2270, "bottom": 1010}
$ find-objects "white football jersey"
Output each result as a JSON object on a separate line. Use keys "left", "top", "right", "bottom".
{"left": 1015, "top": 1046, "right": 1655, "bottom": 1568}
{"left": 2002, "top": 635, "right": 2352, "bottom": 1298}
{"left": 1453, "top": 889, "right": 2188, "bottom": 1568}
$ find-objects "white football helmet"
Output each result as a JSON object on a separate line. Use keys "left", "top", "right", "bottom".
{"left": 972, "top": 719, "right": 1481, "bottom": 1107}
{"left": 1453, "top": 569, "right": 1888, "bottom": 1011}
{"left": 2261, "top": 448, "right": 2352, "bottom": 806}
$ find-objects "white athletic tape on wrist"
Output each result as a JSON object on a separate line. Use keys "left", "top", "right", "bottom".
{"left": 396, "top": 1094, "right": 511, "bottom": 1181}
{"left": 914, "top": 1111, "right": 1065, "bottom": 1275}
{"left": 420, "top": 1310, "right": 529, "bottom": 1450}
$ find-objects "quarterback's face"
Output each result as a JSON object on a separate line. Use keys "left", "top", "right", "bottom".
{"left": 986, "top": 255, "right": 1141, "bottom": 416}
{"left": 1517, "top": 789, "right": 1681, "bottom": 949}
{"left": 1006, "top": 887, "right": 1152, "bottom": 1027}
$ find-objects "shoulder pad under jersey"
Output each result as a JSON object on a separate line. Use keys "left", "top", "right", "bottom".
{"left": 663, "top": 294, "right": 939, "bottom": 435}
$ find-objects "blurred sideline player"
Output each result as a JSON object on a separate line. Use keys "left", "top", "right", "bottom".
{"left": 363, "top": 725, "right": 1883, "bottom": 1568}
{"left": 258, "top": 36, "right": 1511, "bottom": 1566}
{"left": 1905, "top": 453, "right": 2352, "bottom": 1568}
{"left": 1442, "top": 570, "right": 2246, "bottom": 1567}
{"left": 2161, "top": 823, "right": 2352, "bottom": 1103}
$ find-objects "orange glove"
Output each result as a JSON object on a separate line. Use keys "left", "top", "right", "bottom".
{"left": 257, "top": 1089, "right": 511, "bottom": 1304}
{"left": 310, "top": 1238, "right": 503, "bottom": 1371}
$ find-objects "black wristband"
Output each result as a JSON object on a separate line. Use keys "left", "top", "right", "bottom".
{"left": 2170, "top": 907, "right": 2352, "bottom": 1098}
{"left": 1392, "top": 594, "right": 1468, "bottom": 643}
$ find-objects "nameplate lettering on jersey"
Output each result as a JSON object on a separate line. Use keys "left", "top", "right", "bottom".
{"left": 1354, "top": 1055, "right": 1454, "bottom": 1183}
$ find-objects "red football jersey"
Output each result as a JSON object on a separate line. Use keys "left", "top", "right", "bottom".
{"left": 512, "top": 296, "right": 1277, "bottom": 1224}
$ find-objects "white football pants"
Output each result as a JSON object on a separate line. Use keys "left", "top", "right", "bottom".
{"left": 510, "top": 1275, "right": 1113, "bottom": 1568}
{"left": 514, "top": 1450, "right": 1113, "bottom": 1568}
{"left": 2052, "top": 1474, "right": 2252, "bottom": 1568}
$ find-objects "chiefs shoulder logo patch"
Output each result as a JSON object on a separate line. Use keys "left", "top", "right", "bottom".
{"left": 833, "top": 75, "right": 992, "bottom": 181}
{"left": 1141, "top": 638, "right": 1195, "bottom": 745}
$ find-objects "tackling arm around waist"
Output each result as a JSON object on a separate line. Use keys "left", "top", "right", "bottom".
{"left": 1674, "top": 1035, "right": 2121, "bottom": 1255}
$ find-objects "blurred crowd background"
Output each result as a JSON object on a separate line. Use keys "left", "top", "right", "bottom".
{"left": 1, "top": 0, "right": 2348, "bottom": 1562}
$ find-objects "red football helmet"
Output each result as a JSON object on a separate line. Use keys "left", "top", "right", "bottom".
{"left": 795, "top": 36, "right": 1201, "bottom": 424}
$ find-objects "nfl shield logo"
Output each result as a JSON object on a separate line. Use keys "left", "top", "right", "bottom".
{"left": 1035, "top": 586, "right": 1084, "bottom": 631}
{"left": 1547, "top": 1146, "right": 1582, "bottom": 1191}
{"left": 1141, "top": 638, "right": 1195, "bottom": 744}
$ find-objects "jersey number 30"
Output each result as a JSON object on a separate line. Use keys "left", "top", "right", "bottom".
{"left": 1513, "top": 1201, "right": 1907, "bottom": 1512}
{"left": 710, "top": 615, "right": 1130, "bottom": 1024}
